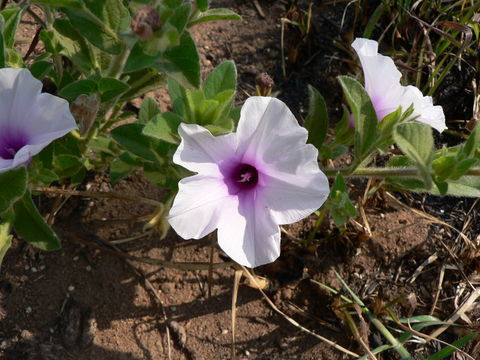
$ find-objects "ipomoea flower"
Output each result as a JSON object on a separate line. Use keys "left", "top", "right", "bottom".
{"left": 168, "top": 97, "right": 330, "bottom": 268}
{"left": 0, "top": 68, "right": 77, "bottom": 173}
{"left": 352, "top": 38, "right": 446, "bottom": 133}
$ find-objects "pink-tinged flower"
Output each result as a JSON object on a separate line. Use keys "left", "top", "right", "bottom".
{"left": 168, "top": 97, "right": 330, "bottom": 268}
{"left": 0, "top": 68, "right": 77, "bottom": 173}
{"left": 352, "top": 38, "right": 446, "bottom": 133}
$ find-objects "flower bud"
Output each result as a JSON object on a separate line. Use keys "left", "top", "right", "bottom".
{"left": 255, "top": 72, "right": 274, "bottom": 96}
{"left": 71, "top": 93, "right": 100, "bottom": 137}
{"left": 131, "top": 5, "right": 162, "bottom": 41}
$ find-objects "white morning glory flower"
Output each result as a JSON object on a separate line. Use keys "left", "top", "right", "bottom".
{"left": 352, "top": 37, "right": 447, "bottom": 133}
{"left": 168, "top": 97, "right": 330, "bottom": 268}
{"left": 0, "top": 68, "right": 77, "bottom": 173}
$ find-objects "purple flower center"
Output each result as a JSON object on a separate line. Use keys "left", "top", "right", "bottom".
{"left": 0, "top": 131, "right": 29, "bottom": 160}
{"left": 222, "top": 162, "right": 259, "bottom": 195}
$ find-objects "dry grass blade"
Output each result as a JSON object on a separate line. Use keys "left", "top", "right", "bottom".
{"left": 428, "top": 288, "right": 480, "bottom": 342}
{"left": 385, "top": 192, "right": 473, "bottom": 246}
{"left": 240, "top": 266, "right": 360, "bottom": 358}
{"left": 231, "top": 270, "right": 243, "bottom": 360}
{"left": 430, "top": 264, "right": 446, "bottom": 316}
{"left": 407, "top": 252, "right": 439, "bottom": 284}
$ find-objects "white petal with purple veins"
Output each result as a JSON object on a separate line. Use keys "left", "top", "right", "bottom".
{"left": 217, "top": 192, "right": 281, "bottom": 268}
{"left": 173, "top": 123, "right": 237, "bottom": 177}
{"left": 352, "top": 37, "right": 446, "bottom": 132}
{"left": 168, "top": 96, "right": 330, "bottom": 268}
{"left": 0, "top": 68, "right": 77, "bottom": 173}
{"left": 168, "top": 174, "right": 231, "bottom": 239}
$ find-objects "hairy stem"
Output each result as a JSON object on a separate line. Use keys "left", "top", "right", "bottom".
{"left": 323, "top": 166, "right": 480, "bottom": 178}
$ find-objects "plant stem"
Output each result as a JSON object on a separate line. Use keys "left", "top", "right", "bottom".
{"left": 322, "top": 166, "right": 480, "bottom": 178}
{"left": 43, "top": 6, "right": 63, "bottom": 81}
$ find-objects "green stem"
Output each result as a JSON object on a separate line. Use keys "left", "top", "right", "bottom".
{"left": 369, "top": 317, "right": 413, "bottom": 360}
{"left": 43, "top": 6, "right": 63, "bottom": 80}
{"left": 106, "top": 45, "right": 130, "bottom": 79}
{"left": 322, "top": 166, "right": 480, "bottom": 178}
{"left": 306, "top": 207, "right": 328, "bottom": 243}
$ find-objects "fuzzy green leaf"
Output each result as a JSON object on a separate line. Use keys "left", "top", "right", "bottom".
{"left": 304, "top": 85, "right": 328, "bottom": 150}
{"left": 13, "top": 193, "right": 61, "bottom": 250}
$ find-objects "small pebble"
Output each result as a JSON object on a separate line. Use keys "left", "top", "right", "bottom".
{"left": 221, "top": 329, "right": 228, "bottom": 335}
{"left": 24, "top": 265, "right": 30, "bottom": 270}
{"left": 171, "top": 306, "right": 177, "bottom": 312}
{"left": 67, "top": 285, "right": 75, "bottom": 292}
{"left": 73, "top": 256, "right": 79, "bottom": 261}
{"left": 245, "top": 350, "right": 251, "bottom": 356}
{"left": 49, "top": 328, "right": 55, "bottom": 334}
{"left": 31, "top": 267, "right": 37, "bottom": 273}
{"left": 86, "top": 265, "right": 92, "bottom": 272}
{"left": 25, "top": 306, "right": 32, "bottom": 314}
{"left": 40, "top": 265, "right": 46, "bottom": 271}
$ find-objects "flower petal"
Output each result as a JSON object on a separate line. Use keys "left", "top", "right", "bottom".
{"left": 399, "top": 86, "right": 447, "bottom": 133}
{"left": 0, "top": 68, "right": 43, "bottom": 128}
{"left": 168, "top": 174, "right": 231, "bottom": 239}
{"left": 217, "top": 192, "right": 280, "bottom": 268}
{"left": 261, "top": 147, "right": 330, "bottom": 224}
{"left": 26, "top": 93, "right": 77, "bottom": 144}
{"left": 352, "top": 38, "right": 446, "bottom": 131}
{"left": 352, "top": 37, "right": 402, "bottom": 112}
{"left": 173, "top": 123, "right": 237, "bottom": 176}
{"left": 235, "top": 97, "right": 310, "bottom": 171}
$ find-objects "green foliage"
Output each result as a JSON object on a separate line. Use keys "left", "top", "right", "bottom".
{"left": 338, "top": 76, "right": 377, "bottom": 166}
{"left": 0, "top": 221, "right": 12, "bottom": 268}
{"left": 304, "top": 85, "right": 328, "bottom": 150}
{"left": 427, "top": 332, "right": 477, "bottom": 360}
{"left": 0, "top": 167, "right": 27, "bottom": 215}
{"left": 13, "top": 193, "right": 61, "bottom": 250}
{"left": 324, "top": 174, "right": 357, "bottom": 226}
{"left": 188, "top": 8, "right": 241, "bottom": 27}
{"left": 393, "top": 122, "right": 434, "bottom": 189}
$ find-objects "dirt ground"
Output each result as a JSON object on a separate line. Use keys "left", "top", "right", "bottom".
{"left": 1, "top": 1, "right": 480, "bottom": 359}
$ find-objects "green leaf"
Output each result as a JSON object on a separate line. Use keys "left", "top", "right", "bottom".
{"left": 98, "top": 77, "right": 130, "bottom": 102}
{"left": 195, "top": 0, "right": 209, "bottom": 12}
{"left": 304, "top": 85, "right": 328, "bottom": 150}
{"left": 338, "top": 76, "right": 377, "bottom": 163}
{"left": 203, "top": 60, "right": 237, "bottom": 99}
{"left": 139, "top": 97, "right": 160, "bottom": 124}
{"left": 325, "top": 174, "right": 357, "bottom": 226}
{"left": 427, "top": 332, "right": 477, "bottom": 360}
{"left": 30, "top": 61, "right": 54, "bottom": 80}
{"left": 124, "top": 42, "right": 159, "bottom": 73}
{"left": 143, "top": 112, "right": 183, "bottom": 144}
{"left": 363, "top": 4, "right": 384, "bottom": 38}
{"left": 64, "top": 7, "right": 123, "bottom": 55}
{"left": 120, "top": 67, "right": 166, "bottom": 101}
{"left": 459, "top": 124, "right": 480, "bottom": 159}
{"left": 52, "top": 19, "right": 95, "bottom": 73}
{"left": 168, "top": 77, "right": 186, "bottom": 116}
{"left": 13, "top": 193, "right": 61, "bottom": 250}
{"left": 0, "top": 16, "right": 5, "bottom": 68}
{"left": 188, "top": 8, "right": 241, "bottom": 27}
{"left": 31, "top": 0, "right": 83, "bottom": 9}
{"left": 0, "top": 221, "right": 12, "bottom": 269}
{"left": 394, "top": 122, "right": 434, "bottom": 189}
{"left": 109, "top": 152, "right": 141, "bottom": 184}
{"left": 53, "top": 155, "right": 83, "bottom": 178}
{"left": 111, "top": 123, "right": 168, "bottom": 162}
{"left": 1, "top": 5, "right": 23, "bottom": 48}
{"left": 0, "top": 167, "right": 27, "bottom": 214}
{"left": 154, "top": 31, "right": 200, "bottom": 88}
{"left": 169, "top": 3, "right": 191, "bottom": 33}
{"left": 58, "top": 79, "right": 98, "bottom": 102}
